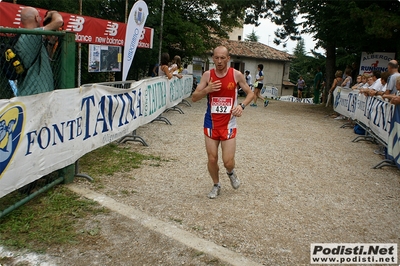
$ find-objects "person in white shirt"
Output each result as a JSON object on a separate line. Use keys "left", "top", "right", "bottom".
{"left": 368, "top": 72, "right": 389, "bottom": 97}
{"left": 244, "top": 70, "right": 253, "bottom": 91}
{"left": 341, "top": 68, "right": 353, "bottom": 88}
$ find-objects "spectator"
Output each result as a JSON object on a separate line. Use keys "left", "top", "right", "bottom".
{"left": 360, "top": 76, "right": 375, "bottom": 96}
{"left": 360, "top": 74, "right": 369, "bottom": 88}
{"left": 351, "top": 75, "right": 363, "bottom": 89}
{"left": 384, "top": 60, "right": 400, "bottom": 95}
{"left": 390, "top": 76, "right": 400, "bottom": 104}
{"left": 245, "top": 70, "right": 253, "bottom": 91}
{"left": 250, "top": 64, "right": 268, "bottom": 107}
{"left": 329, "top": 70, "right": 344, "bottom": 119}
{"left": 341, "top": 68, "right": 353, "bottom": 88}
{"left": 369, "top": 72, "right": 389, "bottom": 97}
{"left": 15, "top": 7, "right": 63, "bottom": 96}
{"left": 351, "top": 62, "right": 358, "bottom": 86}
{"left": 151, "top": 63, "right": 159, "bottom": 77}
{"left": 170, "top": 55, "right": 183, "bottom": 79}
{"left": 181, "top": 63, "right": 189, "bottom": 75}
{"left": 313, "top": 66, "right": 323, "bottom": 104}
{"left": 329, "top": 70, "right": 343, "bottom": 94}
{"left": 296, "top": 75, "right": 306, "bottom": 99}
{"left": 158, "top": 53, "right": 176, "bottom": 79}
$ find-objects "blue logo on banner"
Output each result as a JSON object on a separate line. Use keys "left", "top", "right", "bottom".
{"left": 0, "top": 103, "right": 25, "bottom": 177}
{"left": 334, "top": 90, "right": 341, "bottom": 108}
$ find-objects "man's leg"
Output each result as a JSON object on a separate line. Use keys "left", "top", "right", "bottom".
{"left": 204, "top": 135, "right": 220, "bottom": 184}
{"left": 313, "top": 89, "right": 320, "bottom": 104}
{"left": 221, "top": 138, "right": 236, "bottom": 173}
{"left": 221, "top": 138, "right": 240, "bottom": 189}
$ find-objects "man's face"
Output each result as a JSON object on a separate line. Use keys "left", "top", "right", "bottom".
{"left": 388, "top": 65, "right": 393, "bottom": 74}
{"left": 34, "top": 9, "right": 41, "bottom": 27}
{"left": 212, "top": 48, "right": 230, "bottom": 71}
{"left": 367, "top": 77, "right": 374, "bottom": 85}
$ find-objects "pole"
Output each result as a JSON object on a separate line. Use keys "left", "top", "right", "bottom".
{"left": 125, "top": 0, "right": 129, "bottom": 23}
{"left": 78, "top": 0, "right": 82, "bottom": 87}
{"left": 158, "top": 0, "right": 165, "bottom": 65}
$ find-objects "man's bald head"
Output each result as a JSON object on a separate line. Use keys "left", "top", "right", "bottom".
{"left": 388, "top": 60, "right": 399, "bottom": 74}
{"left": 21, "top": 7, "right": 40, "bottom": 28}
{"left": 213, "top": 46, "right": 229, "bottom": 57}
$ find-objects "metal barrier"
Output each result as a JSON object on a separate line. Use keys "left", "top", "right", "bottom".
{"left": 0, "top": 28, "right": 76, "bottom": 218}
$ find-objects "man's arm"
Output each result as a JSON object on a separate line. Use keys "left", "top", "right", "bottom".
{"left": 43, "top": 11, "right": 63, "bottom": 31}
{"left": 192, "top": 71, "right": 221, "bottom": 102}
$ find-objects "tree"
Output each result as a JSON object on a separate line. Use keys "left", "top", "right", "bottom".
{"left": 5, "top": 0, "right": 258, "bottom": 81}
{"left": 245, "top": 29, "right": 259, "bottom": 42}
{"left": 289, "top": 38, "right": 324, "bottom": 97}
{"left": 269, "top": 0, "right": 400, "bottom": 103}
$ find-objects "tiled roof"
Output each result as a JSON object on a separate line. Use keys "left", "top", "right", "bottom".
{"left": 218, "top": 39, "right": 293, "bottom": 62}
{"left": 283, "top": 80, "right": 296, "bottom": 86}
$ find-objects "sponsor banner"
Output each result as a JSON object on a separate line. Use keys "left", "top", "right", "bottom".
{"left": 260, "top": 86, "right": 278, "bottom": 99}
{"left": 333, "top": 87, "right": 357, "bottom": 120}
{"left": 0, "top": 75, "right": 193, "bottom": 198}
{"left": 123, "top": 0, "right": 148, "bottom": 81}
{"left": 359, "top": 52, "right": 395, "bottom": 75}
{"left": 310, "top": 243, "right": 397, "bottom": 264}
{"left": 387, "top": 105, "right": 400, "bottom": 168}
{"left": 333, "top": 87, "right": 393, "bottom": 144}
{"left": 279, "top": 95, "right": 314, "bottom": 104}
{"left": 0, "top": 1, "right": 153, "bottom": 48}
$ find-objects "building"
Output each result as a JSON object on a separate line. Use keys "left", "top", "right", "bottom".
{"left": 191, "top": 27, "right": 295, "bottom": 98}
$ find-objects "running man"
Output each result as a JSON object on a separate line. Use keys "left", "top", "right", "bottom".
{"left": 192, "top": 46, "right": 254, "bottom": 199}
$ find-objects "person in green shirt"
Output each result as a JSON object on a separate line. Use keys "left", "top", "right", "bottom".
{"left": 313, "top": 66, "right": 323, "bottom": 104}
{"left": 15, "top": 7, "right": 63, "bottom": 96}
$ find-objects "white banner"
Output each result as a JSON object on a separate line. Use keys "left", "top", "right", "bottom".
{"left": 333, "top": 87, "right": 394, "bottom": 144}
{"left": 279, "top": 95, "right": 314, "bottom": 104}
{"left": 261, "top": 86, "right": 278, "bottom": 99}
{"left": 122, "top": 0, "right": 148, "bottom": 81}
{"left": 359, "top": 52, "right": 395, "bottom": 75}
{"left": 0, "top": 75, "right": 193, "bottom": 198}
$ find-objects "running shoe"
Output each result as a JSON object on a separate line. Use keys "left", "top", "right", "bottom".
{"left": 373, "top": 146, "right": 385, "bottom": 156}
{"left": 208, "top": 184, "right": 221, "bottom": 199}
{"left": 227, "top": 170, "right": 240, "bottom": 189}
{"left": 250, "top": 103, "right": 257, "bottom": 107}
{"left": 264, "top": 99, "right": 269, "bottom": 107}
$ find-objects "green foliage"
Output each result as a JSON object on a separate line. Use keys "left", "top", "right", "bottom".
{"left": 245, "top": 29, "right": 259, "bottom": 42}
{"left": 0, "top": 186, "right": 107, "bottom": 252}
{"left": 79, "top": 143, "right": 161, "bottom": 176}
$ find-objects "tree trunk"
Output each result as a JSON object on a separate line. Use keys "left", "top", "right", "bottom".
{"left": 324, "top": 41, "right": 336, "bottom": 104}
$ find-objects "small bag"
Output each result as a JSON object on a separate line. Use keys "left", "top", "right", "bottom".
{"left": 354, "top": 124, "right": 365, "bottom": 135}
{"left": 0, "top": 35, "right": 26, "bottom": 80}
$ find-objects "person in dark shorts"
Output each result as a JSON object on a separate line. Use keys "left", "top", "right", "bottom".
{"left": 250, "top": 64, "right": 268, "bottom": 107}
{"left": 296, "top": 76, "right": 306, "bottom": 98}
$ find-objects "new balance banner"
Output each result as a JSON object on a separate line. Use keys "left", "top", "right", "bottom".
{"left": 0, "top": 1, "right": 154, "bottom": 48}
{"left": 0, "top": 75, "right": 193, "bottom": 198}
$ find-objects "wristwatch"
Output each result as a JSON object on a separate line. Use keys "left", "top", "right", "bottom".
{"left": 240, "top": 103, "right": 245, "bottom": 110}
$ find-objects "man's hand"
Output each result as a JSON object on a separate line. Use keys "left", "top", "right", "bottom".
{"left": 206, "top": 79, "right": 221, "bottom": 94}
{"left": 368, "top": 90, "right": 377, "bottom": 97}
{"left": 231, "top": 105, "right": 243, "bottom": 117}
{"left": 390, "top": 96, "right": 400, "bottom": 105}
